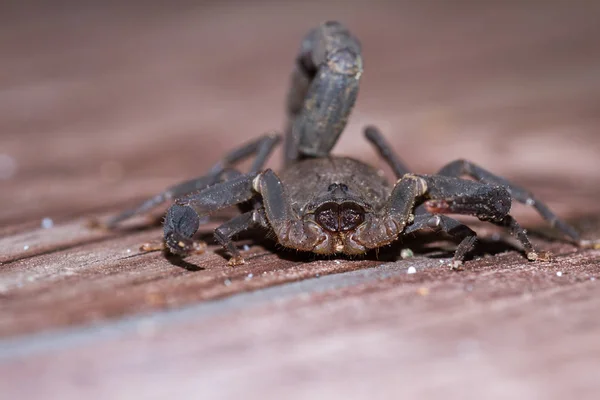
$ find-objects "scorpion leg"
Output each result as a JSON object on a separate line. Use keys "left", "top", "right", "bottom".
{"left": 285, "top": 21, "right": 363, "bottom": 164}
{"left": 105, "top": 169, "right": 235, "bottom": 228}
{"left": 404, "top": 214, "right": 477, "bottom": 268}
{"left": 417, "top": 174, "right": 541, "bottom": 261}
{"left": 364, "top": 125, "right": 410, "bottom": 177}
{"left": 104, "top": 133, "right": 280, "bottom": 228}
{"left": 164, "top": 173, "right": 259, "bottom": 257}
{"left": 213, "top": 209, "right": 269, "bottom": 266}
{"left": 437, "top": 159, "right": 598, "bottom": 247}
{"left": 216, "top": 132, "right": 280, "bottom": 175}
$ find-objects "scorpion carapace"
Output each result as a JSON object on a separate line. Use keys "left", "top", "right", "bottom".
{"left": 103, "top": 20, "right": 599, "bottom": 268}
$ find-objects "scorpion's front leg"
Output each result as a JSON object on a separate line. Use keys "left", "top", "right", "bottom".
{"left": 106, "top": 169, "right": 240, "bottom": 229}
{"left": 437, "top": 159, "right": 600, "bottom": 249}
{"left": 414, "top": 175, "right": 539, "bottom": 263}
{"left": 285, "top": 21, "right": 363, "bottom": 163}
{"left": 164, "top": 173, "right": 260, "bottom": 257}
{"left": 403, "top": 214, "right": 478, "bottom": 268}
{"left": 104, "top": 133, "right": 280, "bottom": 228}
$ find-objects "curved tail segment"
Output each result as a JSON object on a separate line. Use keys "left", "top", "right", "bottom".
{"left": 284, "top": 21, "right": 363, "bottom": 165}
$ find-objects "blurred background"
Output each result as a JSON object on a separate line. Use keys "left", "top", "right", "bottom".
{"left": 2, "top": 0, "right": 600, "bottom": 226}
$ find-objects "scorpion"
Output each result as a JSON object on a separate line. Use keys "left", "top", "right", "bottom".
{"left": 104, "top": 21, "right": 599, "bottom": 268}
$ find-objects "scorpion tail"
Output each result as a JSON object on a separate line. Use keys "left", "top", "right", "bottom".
{"left": 284, "top": 21, "right": 363, "bottom": 164}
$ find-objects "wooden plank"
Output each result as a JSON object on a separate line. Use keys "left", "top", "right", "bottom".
{"left": 1, "top": 252, "right": 599, "bottom": 399}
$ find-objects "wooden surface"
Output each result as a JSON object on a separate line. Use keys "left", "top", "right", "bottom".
{"left": 1, "top": 1, "right": 600, "bottom": 399}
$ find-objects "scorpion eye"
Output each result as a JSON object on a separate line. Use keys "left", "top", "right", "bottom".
{"left": 327, "top": 183, "right": 349, "bottom": 193}
{"left": 339, "top": 203, "right": 365, "bottom": 231}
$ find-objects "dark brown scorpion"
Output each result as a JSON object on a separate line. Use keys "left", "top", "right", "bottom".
{"left": 104, "top": 21, "right": 599, "bottom": 268}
